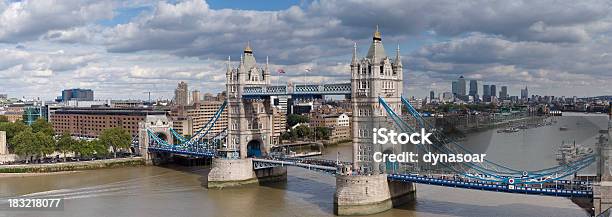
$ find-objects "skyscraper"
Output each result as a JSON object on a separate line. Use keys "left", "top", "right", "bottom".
{"left": 430, "top": 90, "right": 435, "bottom": 101}
{"left": 483, "top": 84, "right": 490, "bottom": 102}
{"left": 469, "top": 80, "right": 478, "bottom": 97}
{"left": 521, "top": 86, "right": 529, "bottom": 100}
{"left": 452, "top": 81, "right": 458, "bottom": 96}
{"left": 458, "top": 76, "right": 466, "bottom": 97}
{"left": 500, "top": 86, "right": 508, "bottom": 99}
{"left": 490, "top": 85, "right": 497, "bottom": 98}
{"left": 174, "top": 81, "right": 188, "bottom": 106}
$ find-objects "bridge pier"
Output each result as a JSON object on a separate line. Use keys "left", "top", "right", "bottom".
{"left": 207, "top": 158, "right": 287, "bottom": 188}
{"left": 334, "top": 174, "right": 416, "bottom": 216}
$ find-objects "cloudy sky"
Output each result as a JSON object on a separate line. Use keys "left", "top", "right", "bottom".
{"left": 1, "top": 0, "right": 611, "bottom": 100}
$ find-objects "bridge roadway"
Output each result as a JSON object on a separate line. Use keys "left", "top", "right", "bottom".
{"left": 251, "top": 157, "right": 594, "bottom": 198}
{"left": 144, "top": 145, "right": 595, "bottom": 198}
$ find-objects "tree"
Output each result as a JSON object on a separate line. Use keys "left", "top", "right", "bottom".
{"left": 287, "top": 114, "right": 309, "bottom": 128}
{"left": 314, "top": 127, "right": 331, "bottom": 140}
{"left": 0, "top": 115, "right": 8, "bottom": 122}
{"left": 11, "top": 129, "right": 37, "bottom": 163}
{"left": 0, "top": 121, "right": 29, "bottom": 150}
{"left": 76, "top": 140, "right": 95, "bottom": 159}
{"left": 34, "top": 132, "right": 55, "bottom": 159}
{"left": 99, "top": 127, "right": 131, "bottom": 158}
{"left": 56, "top": 133, "right": 77, "bottom": 161}
{"left": 293, "top": 125, "right": 312, "bottom": 140}
{"left": 31, "top": 118, "right": 54, "bottom": 136}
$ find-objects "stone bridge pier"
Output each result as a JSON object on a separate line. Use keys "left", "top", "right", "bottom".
{"left": 334, "top": 174, "right": 416, "bottom": 215}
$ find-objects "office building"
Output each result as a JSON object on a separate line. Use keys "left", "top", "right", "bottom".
{"left": 500, "top": 86, "right": 508, "bottom": 100}
{"left": 483, "top": 84, "right": 491, "bottom": 102}
{"left": 50, "top": 107, "right": 167, "bottom": 138}
{"left": 61, "top": 89, "right": 94, "bottom": 102}
{"left": 521, "top": 86, "right": 529, "bottom": 100}
{"left": 490, "top": 85, "right": 497, "bottom": 98}
{"left": 192, "top": 90, "right": 201, "bottom": 105}
{"left": 457, "top": 76, "right": 466, "bottom": 97}
{"left": 169, "top": 100, "right": 228, "bottom": 138}
{"left": 469, "top": 80, "right": 478, "bottom": 97}
{"left": 174, "top": 81, "right": 189, "bottom": 106}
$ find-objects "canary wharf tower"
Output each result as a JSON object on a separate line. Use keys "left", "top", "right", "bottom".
{"left": 350, "top": 27, "right": 403, "bottom": 174}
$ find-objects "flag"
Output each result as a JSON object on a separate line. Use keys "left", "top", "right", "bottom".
{"left": 277, "top": 68, "right": 285, "bottom": 74}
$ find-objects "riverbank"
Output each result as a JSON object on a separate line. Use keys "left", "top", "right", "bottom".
{"left": 0, "top": 157, "right": 145, "bottom": 173}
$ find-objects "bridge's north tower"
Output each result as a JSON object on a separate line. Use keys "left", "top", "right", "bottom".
{"left": 225, "top": 43, "right": 273, "bottom": 159}
{"left": 350, "top": 26, "right": 404, "bottom": 174}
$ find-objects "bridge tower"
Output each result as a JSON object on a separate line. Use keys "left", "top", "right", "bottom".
{"left": 225, "top": 42, "right": 273, "bottom": 158}
{"left": 594, "top": 102, "right": 612, "bottom": 215}
{"left": 208, "top": 42, "right": 287, "bottom": 188}
{"left": 335, "top": 27, "right": 415, "bottom": 215}
{"left": 350, "top": 25, "right": 404, "bottom": 174}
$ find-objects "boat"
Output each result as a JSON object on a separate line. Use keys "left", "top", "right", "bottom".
{"left": 556, "top": 141, "right": 593, "bottom": 165}
{"left": 559, "top": 126, "right": 568, "bottom": 131}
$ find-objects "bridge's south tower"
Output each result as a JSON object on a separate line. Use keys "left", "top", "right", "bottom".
{"left": 595, "top": 102, "right": 612, "bottom": 215}
{"left": 350, "top": 27, "right": 403, "bottom": 174}
{"left": 336, "top": 27, "right": 415, "bottom": 216}
{"left": 225, "top": 42, "right": 273, "bottom": 159}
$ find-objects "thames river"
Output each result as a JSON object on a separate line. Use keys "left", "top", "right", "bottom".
{"left": 0, "top": 113, "right": 607, "bottom": 217}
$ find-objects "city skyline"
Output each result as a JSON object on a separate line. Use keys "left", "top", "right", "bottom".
{"left": 1, "top": 0, "right": 612, "bottom": 100}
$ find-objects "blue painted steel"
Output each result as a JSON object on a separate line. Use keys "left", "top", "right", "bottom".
{"left": 388, "top": 174, "right": 593, "bottom": 198}
{"left": 378, "top": 96, "right": 595, "bottom": 185}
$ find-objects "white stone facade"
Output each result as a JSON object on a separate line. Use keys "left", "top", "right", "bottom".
{"left": 226, "top": 43, "right": 273, "bottom": 158}
{"left": 351, "top": 28, "right": 403, "bottom": 174}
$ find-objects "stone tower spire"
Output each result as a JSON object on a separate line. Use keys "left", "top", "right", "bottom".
{"left": 264, "top": 56, "right": 270, "bottom": 84}
{"left": 366, "top": 25, "right": 386, "bottom": 61}
{"left": 395, "top": 44, "right": 402, "bottom": 67}
{"left": 226, "top": 56, "right": 231, "bottom": 74}
{"left": 351, "top": 42, "right": 358, "bottom": 65}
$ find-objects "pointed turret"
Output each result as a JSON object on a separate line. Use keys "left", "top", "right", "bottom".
{"left": 394, "top": 44, "right": 402, "bottom": 67}
{"left": 244, "top": 41, "right": 253, "bottom": 54}
{"left": 373, "top": 25, "right": 382, "bottom": 41}
{"left": 351, "top": 42, "right": 358, "bottom": 65}
{"left": 242, "top": 41, "right": 256, "bottom": 69}
{"left": 366, "top": 25, "right": 386, "bottom": 61}
{"left": 226, "top": 56, "right": 231, "bottom": 75}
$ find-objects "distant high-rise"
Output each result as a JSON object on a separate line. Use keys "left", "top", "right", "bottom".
{"left": 490, "top": 85, "right": 497, "bottom": 98}
{"left": 192, "top": 90, "right": 201, "bottom": 105}
{"left": 483, "top": 84, "right": 491, "bottom": 102}
{"left": 469, "top": 80, "right": 478, "bottom": 97}
{"left": 452, "top": 81, "right": 458, "bottom": 96}
{"left": 61, "top": 88, "right": 93, "bottom": 102}
{"left": 174, "top": 81, "right": 188, "bottom": 106}
{"left": 521, "top": 86, "right": 529, "bottom": 100}
{"left": 457, "top": 76, "right": 466, "bottom": 97}
{"left": 430, "top": 91, "right": 435, "bottom": 101}
{"left": 500, "top": 86, "right": 508, "bottom": 99}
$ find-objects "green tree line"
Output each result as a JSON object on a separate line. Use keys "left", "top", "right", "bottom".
{"left": 0, "top": 118, "right": 132, "bottom": 163}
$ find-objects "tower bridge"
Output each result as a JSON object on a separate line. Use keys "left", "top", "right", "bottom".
{"left": 137, "top": 28, "right": 609, "bottom": 216}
